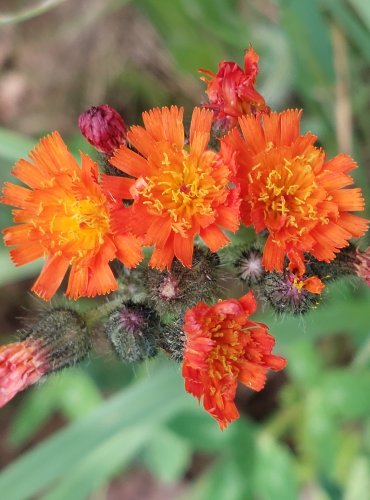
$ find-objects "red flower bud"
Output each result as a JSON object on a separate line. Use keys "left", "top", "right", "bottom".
{"left": 0, "top": 340, "right": 47, "bottom": 407}
{"left": 0, "top": 308, "right": 90, "bottom": 407}
{"left": 78, "top": 104, "right": 127, "bottom": 155}
{"left": 200, "top": 47, "right": 269, "bottom": 131}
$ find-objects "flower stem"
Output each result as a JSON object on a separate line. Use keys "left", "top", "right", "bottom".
{"left": 84, "top": 296, "right": 123, "bottom": 328}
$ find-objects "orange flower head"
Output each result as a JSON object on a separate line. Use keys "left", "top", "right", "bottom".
{"left": 105, "top": 106, "right": 240, "bottom": 270}
{"left": 0, "top": 340, "right": 47, "bottom": 407}
{"left": 182, "top": 291, "right": 286, "bottom": 429}
{"left": 2, "top": 132, "right": 143, "bottom": 300}
{"left": 222, "top": 109, "right": 369, "bottom": 273}
{"left": 200, "top": 47, "right": 269, "bottom": 130}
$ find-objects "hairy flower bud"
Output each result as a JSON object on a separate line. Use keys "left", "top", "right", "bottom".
{"left": 106, "top": 303, "right": 158, "bottom": 363}
{"left": 307, "top": 244, "right": 370, "bottom": 286}
{"left": 235, "top": 245, "right": 265, "bottom": 286}
{"left": 145, "top": 248, "right": 222, "bottom": 317}
{"left": 0, "top": 308, "right": 90, "bottom": 407}
{"left": 261, "top": 271, "right": 322, "bottom": 315}
{"left": 78, "top": 104, "right": 127, "bottom": 155}
{"left": 157, "top": 321, "right": 186, "bottom": 362}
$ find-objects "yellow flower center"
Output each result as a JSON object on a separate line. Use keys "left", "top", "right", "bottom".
{"left": 291, "top": 276, "right": 305, "bottom": 293}
{"left": 35, "top": 187, "right": 110, "bottom": 260}
{"left": 139, "top": 149, "right": 227, "bottom": 235}
{"left": 207, "top": 316, "right": 244, "bottom": 384}
{"left": 251, "top": 149, "right": 326, "bottom": 233}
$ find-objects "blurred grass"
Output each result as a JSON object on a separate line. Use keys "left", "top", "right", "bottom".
{"left": 0, "top": 0, "right": 369, "bottom": 499}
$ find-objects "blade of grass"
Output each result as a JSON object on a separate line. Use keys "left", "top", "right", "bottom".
{"left": 0, "top": 363, "right": 188, "bottom": 500}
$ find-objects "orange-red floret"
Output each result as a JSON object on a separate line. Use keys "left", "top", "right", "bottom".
{"left": 200, "top": 47, "right": 269, "bottom": 130}
{"left": 0, "top": 340, "right": 47, "bottom": 407}
{"left": 182, "top": 291, "right": 286, "bottom": 429}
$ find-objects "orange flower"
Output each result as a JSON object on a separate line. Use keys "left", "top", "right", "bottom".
{"left": 200, "top": 47, "right": 269, "bottom": 130}
{"left": 105, "top": 106, "right": 240, "bottom": 270}
{"left": 2, "top": 132, "right": 143, "bottom": 300}
{"left": 222, "top": 109, "right": 369, "bottom": 273}
{"left": 0, "top": 340, "right": 47, "bottom": 407}
{"left": 182, "top": 291, "right": 286, "bottom": 429}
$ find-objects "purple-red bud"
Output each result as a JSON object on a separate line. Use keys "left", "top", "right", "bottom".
{"left": 78, "top": 104, "right": 127, "bottom": 155}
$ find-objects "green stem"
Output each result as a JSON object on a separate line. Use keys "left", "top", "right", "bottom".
{"left": 84, "top": 296, "right": 124, "bottom": 329}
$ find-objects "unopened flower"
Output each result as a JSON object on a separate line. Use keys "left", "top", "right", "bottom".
{"left": 157, "top": 321, "right": 186, "bottom": 362}
{"left": 2, "top": 132, "right": 143, "bottom": 300}
{"left": 261, "top": 269, "right": 323, "bottom": 315}
{"left": 145, "top": 247, "right": 222, "bottom": 316}
{"left": 235, "top": 245, "right": 265, "bottom": 286}
{"left": 200, "top": 47, "right": 269, "bottom": 131}
{"left": 0, "top": 308, "right": 89, "bottom": 407}
{"left": 0, "top": 341, "right": 47, "bottom": 408}
{"left": 182, "top": 291, "right": 286, "bottom": 429}
{"left": 104, "top": 106, "right": 240, "bottom": 270}
{"left": 223, "top": 109, "right": 369, "bottom": 274}
{"left": 106, "top": 303, "right": 158, "bottom": 363}
{"left": 78, "top": 104, "right": 127, "bottom": 155}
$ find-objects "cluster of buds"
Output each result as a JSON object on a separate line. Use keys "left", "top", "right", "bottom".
{"left": 0, "top": 45, "right": 369, "bottom": 429}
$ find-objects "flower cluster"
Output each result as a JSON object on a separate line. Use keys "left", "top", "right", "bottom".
{"left": 1, "top": 47, "right": 369, "bottom": 429}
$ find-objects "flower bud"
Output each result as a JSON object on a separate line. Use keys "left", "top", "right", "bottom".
{"left": 261, "top": 271, "right": 322, "bottom": 315}
{"left": 78, "top": 104, "right": 127, "bottom": 155}
{"left": 235, "top": 245, "right": 265, "bottom": 286}
{"left": 157, "top": 321, "right": 185, "bottom": 362}
{"left": 145, "top": 248, "right": 222, "bottom": 317}
{"left": 0, "top": 308, "right": 90, "bottom": 407}
{"left": 200, "top": 47, "right": 269, "bottom": 131}
{"left": 105, "top": 303, "right": 158, "bottom": 363}
{"left": 307, "top": 244, "right": 370, "bottom": 286}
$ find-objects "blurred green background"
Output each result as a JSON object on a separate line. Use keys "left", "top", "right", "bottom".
{"left": 0, "top": 1, "right": 369, "bottom": 499}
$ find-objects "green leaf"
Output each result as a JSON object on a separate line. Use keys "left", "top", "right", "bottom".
{"left": 344, "top": 456, "right": 370, "bottom": 500}
{"left": 137, "top": 0, "right": 223, "bottom": 73}
{"left": 183, "top": 458, "right": 246, "bottom": 500}
{"left": 168, "top": 409, "right": 234, "bottom": 452}
{"left": 253, "top": 432, "right": 298, "bottom": 500}
{"left": 43, "top": 426, "right": 151, "bottom": 500}
{"left": 11, "top": 368, "right": 102, "bottom": 447}
{"left": 285, "top": 339, "right": 323, "bottom": 387}
{"left": 56, "top": 369, "right": 102, "bottom": 420}
{"left": 0, "top": 364, "right": 188, "bottom": 500}
{"left": 320, "top": 369, "right": 370, "bottom": 421}
{"left": 322, "top": 0, "right": 370, "bottom": 64}
{"left": 348, "top": 0, "right": 370, "bottom": 30}
{"left": 299, "top": 369, "right": 370, "bottom": 478}
{"left": 280, "top": 0, "right": 335, "bottom": 85}
{"left": 142, "top": 427, "right": 192, "bottom": 483}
